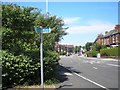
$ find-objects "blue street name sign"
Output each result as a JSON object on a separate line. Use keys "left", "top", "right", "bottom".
{"left": 43, "top": 28, "right": 51, "bottom": 33}
{"left": 35, "top": 27, "right": 41, "bottom": 33}
{"left": 35, "top": 27, "right": 51, "bottom": 33}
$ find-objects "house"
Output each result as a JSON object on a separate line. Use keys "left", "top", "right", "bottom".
{"left": 55, "top": 43, "right": 74, "bottom": 53}
{"left": 94, "top": 25, "right": 120, "bottom": 48}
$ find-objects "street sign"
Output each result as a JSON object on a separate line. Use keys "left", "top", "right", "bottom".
{"left": 35, "top": 27, "right": 41, "bottom": 33}
{"left": 35, "top": 27, "right": 51, "bottom": 33}
{"left": 43, "top": 28, "right": 51, "bottom": 33}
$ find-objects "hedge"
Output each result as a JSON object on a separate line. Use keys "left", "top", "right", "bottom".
{"left": 1, "top": 50, "right": 60, "bottom": 89}
{"left": 59, "top": 51, "right": 66, "bottom": 55}
{"left": 100, "top": 47, "right": 120, "bottom": 56}
{"left": 1, "top": 51, "right": 40, "bottom": 89}
{"left": 86, "top": 50, "right": 99, "bottom": 57}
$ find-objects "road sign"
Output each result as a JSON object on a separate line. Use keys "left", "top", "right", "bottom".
{"left": 35, "top": 26, "right": 51, "bottom": 90}
{"left": 43, "top": 28, "right": 51, "bottom": 33}
{"left": 35, "top": 27, "right": 51, "bottom": 33}
{"left": 35, "top": 27, "right": 41, "bottom": 33}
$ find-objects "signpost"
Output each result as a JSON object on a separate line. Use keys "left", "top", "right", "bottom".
{"left": 35, "top": 27, "right": 51, "bottom": 33}
{"left": 35, "top": 0, "right": 50, "bottom": 89}
{"left": 35, "top": 27, "right": 51, "bottom": 90}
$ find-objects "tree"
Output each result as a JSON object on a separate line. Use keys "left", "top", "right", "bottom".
{"left": 2, "top": 4, "right": 40, "bottom": 54}
{"left": 35, "top": 15, "right": 67, "bottom": 51}
{"left": 85, "top": 42, "right": 93, "bottom": 51}
{"left": 2, "top": 3, "right": 67, "bottom": 89}
{"left": 74, "top": 46, "right": 81, "bottom": 54}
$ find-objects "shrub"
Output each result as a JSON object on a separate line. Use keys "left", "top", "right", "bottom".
{"left": 100, "top": 47, "right": 120, "bottom": 56}
{"left": 1, "top": 51, "right": 40, "bottom": 89}
{"left": 59, "top": 51, "right": 66, "bottom": 55}
{"left": 86, "top": 50, "right": 99, "bottom": 57}
{"left": 43, "top": 51, "right": 59, "bottom": 80}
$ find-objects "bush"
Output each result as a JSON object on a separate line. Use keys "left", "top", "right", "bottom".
{"left": 59, "top": 51, "right": 66, "bottom": 55}
{"left": 1, "top": 51, "right": 40, "bottom": 89}
{"left": 43, "top": 51, "right": 59, "bottom": 80}
{"left": 86, "top": 50, "right": 99, "bottom": 57}
{"left": 100, "top": 47, "right": 120, "bottom": 56}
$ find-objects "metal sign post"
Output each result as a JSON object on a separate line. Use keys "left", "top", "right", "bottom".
{"left": 34, "top": 1, "right": 49, "bottom": 89}
{"left": 35, "top": 27, "right": 51, "bottom": 90}
{"left": 40, "top": 27, "right": 44, "bottom": 89}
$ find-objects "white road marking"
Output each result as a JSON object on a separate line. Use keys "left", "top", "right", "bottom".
{"left": 90, "top": 62, "right": 93, "bottom": 64}
{"left": 93, "top": 67, "right": 98, "bottom": 69}
{"left": 107, "top": 64, "right": 120, "bottom": 67}
{"left": 64, "top": 72, "right": 72, "bottom": 76}
{"left": 74, "top": 73, "right": 110, "bottom": 90}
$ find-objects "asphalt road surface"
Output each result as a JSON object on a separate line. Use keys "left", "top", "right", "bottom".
{"left": 55, "top": 54, "right": 119, "bottom": 90}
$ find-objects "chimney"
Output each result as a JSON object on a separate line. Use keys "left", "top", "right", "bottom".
{"left": 105, "top": 31, "right": 108, "bottom": 35}
{"left": 115, "top": 25, "right": 120, "bottom": 32}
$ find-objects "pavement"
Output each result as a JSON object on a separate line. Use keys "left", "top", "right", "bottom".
{"left": 79, "top": 56, "right": 119, "bottom": 61}
{"left": 55, "top": 54, "right": 119, "bottom": 90}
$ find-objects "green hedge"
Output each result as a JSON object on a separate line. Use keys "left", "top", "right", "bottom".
{"left": 1, "top": 51, "right": 40, "bottom": 89}
{"left": 43, "top": 51, "right": 60, "bottom": 81}
{"left": 86, "top": 50, "right": 99, "bottom": 57}
{"left": 59, "top": 51, "right": 66, "bottom": 55}
{"left": 1, "top": 50, "right": 60, "bottom": 89}
{"left": 100, "top": 47, "right": 120, "bottom": 56}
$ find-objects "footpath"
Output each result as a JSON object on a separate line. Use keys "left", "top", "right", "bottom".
{"left": 79, "top": 56, "right": 119, "bottom": 61}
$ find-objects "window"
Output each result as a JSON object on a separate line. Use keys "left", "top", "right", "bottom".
{"left": 112, "top": 35, "right": 115, "bottom": 43}
{"left": 116, "top": 34, "right": 118, "bottom": 43}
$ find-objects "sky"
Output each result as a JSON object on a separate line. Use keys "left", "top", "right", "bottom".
{"left": 3, "top": 1, "right": 118, "bottom": 46}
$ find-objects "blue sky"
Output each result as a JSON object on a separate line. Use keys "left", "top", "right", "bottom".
{"left": 4, "top": 2, "right": 118, "bottom": 46}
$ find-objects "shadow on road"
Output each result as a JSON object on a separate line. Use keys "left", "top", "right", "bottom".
{"left": 55, "top": 84, "right": 72, "bottom": 90}
{"left": 57, "top": 65, "right": 82, "bottom": 82}
{"left": 55, "top": 65, "right": 82, "bottom": 89}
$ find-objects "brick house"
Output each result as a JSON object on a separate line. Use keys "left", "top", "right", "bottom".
{"left": 94, "top": 25, "right": 120, "bottom": 48}
{"left": 55, "top": 43, "right": 74, "bottom": 53}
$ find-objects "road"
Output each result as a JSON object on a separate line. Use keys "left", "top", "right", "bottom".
{"left": 55, "top": 54, "right": 119, "bottom": 90}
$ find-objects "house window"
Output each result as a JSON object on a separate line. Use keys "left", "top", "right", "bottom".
{"left": 116, "top": 34, "right": 118, "bottom": 43}
{"left": 107, "top": 38, "right": 109, "bottom": 45}
{"left": 112, "top": 35, "right": 115, "bottom": 43}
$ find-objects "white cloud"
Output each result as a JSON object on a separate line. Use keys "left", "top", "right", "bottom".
{"left": 66, "top": 21, "right": 115, "bottom": 34}
{"left": 64, "top": 17, "right": 81, "bottom": 24}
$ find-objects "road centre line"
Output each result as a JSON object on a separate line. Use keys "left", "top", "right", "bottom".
{"left": 74, "top": 72, "right": 110, "bottom": 90}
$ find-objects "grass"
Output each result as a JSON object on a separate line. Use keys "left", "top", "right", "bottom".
{"left": 15, "top": 84, "right": 55, "bottom": 88}
{"left": 7, "top": 84, "right": 55, "bottom": 90}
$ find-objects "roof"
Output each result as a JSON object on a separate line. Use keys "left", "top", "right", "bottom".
{"left": 104, "top": 29, "right": 120, "bottom": 37}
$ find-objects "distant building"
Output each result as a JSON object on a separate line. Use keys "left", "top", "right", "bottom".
{"left": 55, "top": 43, "right": 74, "bottom": 53}
{"left": 94, "top": 25, "right": 120, "bottom": 48}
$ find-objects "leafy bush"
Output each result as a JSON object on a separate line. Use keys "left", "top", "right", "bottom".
{"left": 86, "top": 50, "right": 99, "bottom": 57}
{"left": 2, "top": 3, "right": 67, "bottom": 89}
{"left": 44, "top": 51, "right": 60, "bottom": 80}
{"left": 59, "top": 51, "right": 66, "bottom": 55}
{"left": 100, "top": 47, "right": 120, "bottom": 56}
{"left": 1, "top": 51, "right": 40, "bottom": 89}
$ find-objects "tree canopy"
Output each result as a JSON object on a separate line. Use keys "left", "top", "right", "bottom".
{"left": 1, "top": 3, "right": 67, "bottom": 89}
{"left": 85, "top": 42, "right": 93, "bottom": 51}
